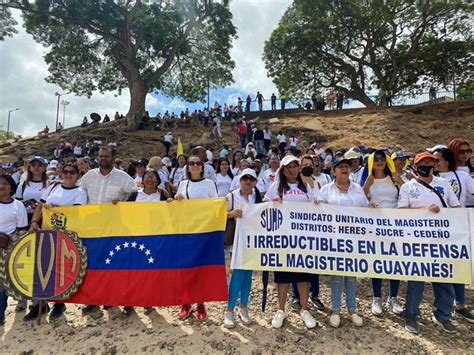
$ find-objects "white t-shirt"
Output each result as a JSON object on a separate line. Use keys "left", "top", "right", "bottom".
{"left": 318, "top": 182, "right": 369, "bottom": 207}
{"left": 313, "top": 173, "right": 332, "bottom": 188}
{"left": 230, "top": 174, "right": 241, "bottom": 192}
{"left": 264, "top": 181, "right": 315, "bottom": 202}
{"left": 349, "top": 166, "right": 364, "bottom": 185}
{"left": 0, "top": 199, "right": 28, "bottom": 235}
{"left": 289, "top": 137, "right": 297, "bottom": 148}
{"left": 170, "top": 166, "right": 186, "bottom": 187}
{"left": 437, "top": 170, "right": 474, "bottom": 208}
{"left": 74, "top": 146, "right": 83, "bottom": 155}
{"left": 177, "top": 179, "right": 218, "bottom": 199}
{"left": 216, "top": 173, "right": 232, "bottom": 197}
{"left": 457, "top": 167, "right": 474, "bottom": 206}
{"left": 15, "top": 180, "right": 47, "bottom": 214}
{"left": 226, "top": 189, "right": 257, "bottom": 211}
{"left": 164, "top": 134, "right": 173, "bottom": 143}
{"left": 277, "top": 134, "right": 287, "bottom": 144}
{"left": 398, "top": 176, "right": 460, "bottom": 208}
{"left": 136, "top": 191, "right": 163, "bottom": 202}
{"left": 41, "top": 184, "right": 88, "bottom": 207}
{"left": 263, "top": 130, "right": 272, "bottom": 140}
{"left": 368, "top": 176, "right": 398, "bottom": 208}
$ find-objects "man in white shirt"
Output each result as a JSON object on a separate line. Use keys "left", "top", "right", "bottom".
{"left": 163, "top": 132, "right": 173, "bottom": 157}
{"left": 398, "top": 152, "right": 459, "bottom": 335}
{"left": 345, "top": 150, "right": 363, "bottom": 185}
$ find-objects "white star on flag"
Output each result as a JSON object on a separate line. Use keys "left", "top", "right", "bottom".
{"left": 148, "top": 257, "right": 154, "bottom": 264}
{"left": 105, "top": 258, "right": 111, "bottom": 264}
{"left": 145, "top": 249, "right": 151, "bottom": 256}
{"left": 131, "top": 242, "right": 137, "bottom": 248}
{"left": 109, "top": 251, "right": 114, "bottom": 257}
{"left": 115, "top": 245, "right": 121, "bottom": 251}
{"left": 139, "top": 244, "right": 145, "bottom": 251}
{"left": 123, "top": 242, "right": 129, "bottom": 248}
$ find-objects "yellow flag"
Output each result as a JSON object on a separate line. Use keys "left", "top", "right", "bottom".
{"left": 368, "top": 152, "right": 396, "bottom": 175}
{"left": 177, "top": 137, "right": 184, "bottom": 156}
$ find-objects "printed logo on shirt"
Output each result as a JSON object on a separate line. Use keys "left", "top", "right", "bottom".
{"left": 449, "top": 179, "right": 460, "bottom": 196}
{"left": 409, "top": 187, "right": 422, "bottom": 199}
{"left": 434, "top": 186, "right": 445, "bottom": 197}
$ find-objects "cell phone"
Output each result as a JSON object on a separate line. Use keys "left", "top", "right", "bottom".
{"left": 22, "top": 199, "right": 37, "bottom": 208}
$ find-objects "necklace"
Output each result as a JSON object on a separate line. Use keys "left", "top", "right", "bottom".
{"left": 335, "top": 182, "right": 349, "bottom": 192}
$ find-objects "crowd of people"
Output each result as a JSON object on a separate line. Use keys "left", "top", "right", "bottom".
{"left": 0, "top": 129, "right": 473, "bottom": 336}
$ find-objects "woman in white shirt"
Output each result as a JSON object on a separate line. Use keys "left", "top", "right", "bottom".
{"left": 289, "top": 135, "right": 298, "bottom": 150}
{"left": 231, "top": 150, "right": 243, "bottom": 176}
{"left": 318, "top": 158, "right": 369, "bottom": 328}
{"left": 312, "top": 155, "right": 332, "bottom": 188}
{"left": 169, "top": 154, "right": 187, "bottom": 194}
{"left": 362, "top": 150, "right": 403, "bottom": 317}
{"left": 264, "top": 155, "right": 317, "bottom": 330}
{"left": 230, "top": 159, "right": 251, "bottom": 192}
{"left": 175, "top": 156, "right": 218, "bottom": 321}
{"left": 448, "top": 138, "right": 473, "bottom": 207}
{"left": 215, "top": 159, "right": 233, "bottom": 197}
{"left": 276, "top": 131, "right": 287, "bottom": 155}
{"left": 263, "top": 126, "right": 272, "bottom": 152}
{"left": 28, "top": 162, "right": 87, "bottom": 321}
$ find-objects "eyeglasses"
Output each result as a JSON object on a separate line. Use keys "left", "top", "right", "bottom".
{"left": 374, "top": 156, "right": 385, "bottom": 162}
{"left": 63, "top": 170, "right": 77, "bottom": 175}
{"left": 459, "top": 149, "right": 472, "bottom": 155}
{"left": 241, "top": 175, "right": 256, "bottom": 181}
{"left": 188, "top": 161, "right": 203, "bottom": 167}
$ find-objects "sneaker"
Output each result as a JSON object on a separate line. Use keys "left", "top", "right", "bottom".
{"left": 432, "top": 315, "right": 456, "bottom": 334}
{"left": 350, "top": 312, "right": 363, "bottom": 327}
{"left": 196, "top": 304, "right": 207, "bottom": 321}
{"left": 224, "top": 311, "right": 236, "bottom": 329}
{"left": 310, "top": 296, "right": 325, "bottom": 311}
{"left": 143, "top": 307, "right": 154, "bottom": 315}
{"left": 15, "top": 300, "right": 27, "bottom": 312}
{"left": 404, "top": 317, "right": 420, "bottom": 334}
{"left": 387, "top": 297, "right": 404, "bottom": 315}
{"left": 178, "top": 304, "right": 193, "bottom": 320}
{"left": 455, "top": 307, "right": 474, "bottom": 323}
{"left": 290, "top": 298, "right": 301, "bottom": 311}
{"left": 271, "top": 310, "right": 287, "bottom": 329}
{"left": 82, "top": 305, "right": 99, "bottom": 314}
{"left": 122, "top": 306, "right": 133, "bottom": 317}
{"left": 371, "top": 297, "right": 383, "bottom": 316}
{"left": 49, "top": 303, "right": 66, "bottom": 321}
{"left": 24, "top": 303, "right": 50, "bottom": 321}
{"left": 329, "top": 312, "right": 340, "bottom": 328}
{"left": 300, "top": 309, "right": 317, "bottom": 329}
{"left": 238, "top": 307, "right": 252, "bottom": 325}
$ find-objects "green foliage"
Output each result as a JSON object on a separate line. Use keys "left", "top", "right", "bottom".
{"left": 263, "top": 0, "right": 473, "bottom": 106}
{"left": 457, "top": 80, "right": 474, "bottom": 100}
{"left": 0, "top": 7, "right": 18, "bottom": 40}
{"left": 2, "top": 0, "right": 236, "bottom": 125}
{"left": 0, "top": 129, "right": 11, "bottom": 141}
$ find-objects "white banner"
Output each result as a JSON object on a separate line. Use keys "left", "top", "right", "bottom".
{"left": 232, "top": 202, "right": 473, "bottom": 284}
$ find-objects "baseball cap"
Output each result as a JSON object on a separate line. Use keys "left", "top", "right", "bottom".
{"left": 333, "top": 158, "right": 353, "bottom": 168}
{"left": 162, "top": 157, "right": 172, "bottom": 167}
{"left": 280, "top": 155, "right": 299, "bottom": 167}
{"left": 426, "top": 144, "right": 447, "bottom": 153}
{"left": 48, "top": 160, "right": 59, "bottom": 169}
{"left": 134, "top": 159, "right": 148, "bottom": 166}
{"left": 2, "top": 163, "right": 15, "bottom": 169}
{"left": 414, "top": 152, "right": 436, "bottom": 165}
{"left": 239, "top": 168, "right": 257, "bottom": 180}
{"left": 30, "top": 156, "right": 47, "bottom": 166}
{"left": 344, "top": 150, "right": 361, "bottom": 160}
{"left": 391, "top": 151, "right": 410, "bottom": 160}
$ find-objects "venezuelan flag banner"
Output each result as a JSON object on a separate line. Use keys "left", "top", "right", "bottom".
{"left": 42, "top": 199, "right": 228, "bottom": 306}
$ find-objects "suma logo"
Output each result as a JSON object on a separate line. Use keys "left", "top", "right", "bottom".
{"left": 0, "top": 229, "right": 87, "bottom": 301}
{"left": 260, "top": 208, "right": 283, "bottom": 232}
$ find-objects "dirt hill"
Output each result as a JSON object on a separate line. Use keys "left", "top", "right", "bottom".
{"left": 1, "top": 100, "right": 473, "bottom": 162}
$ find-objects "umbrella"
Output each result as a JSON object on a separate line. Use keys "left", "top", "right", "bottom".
{"left": 262, "top": 271, "right": 269, "bottom": 312}
{"left": 90, "top": 112, "right": 101, "bottom": 122}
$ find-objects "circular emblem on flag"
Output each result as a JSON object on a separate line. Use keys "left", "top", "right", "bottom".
{"left": 0, "top": 229, "right": 87, "bottom": 301}
{"left": 50, "top": 212, "right": 68, "bottom": 229}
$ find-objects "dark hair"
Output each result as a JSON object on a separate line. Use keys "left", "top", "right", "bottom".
{"left": 99, "top": 146, "right": 116, "bottom": 156}
{"left": 177, "top": 154, "right": 187, "bottom": 167}
{"left": 0, "top": 173, "right": 17, "bottom": 196}
{"left": 186, "top": 155, "right": 204, "bottom": 179}
{"left": 433, "top": 148, "right": 456, "bottom": 172}
{"left": 62, "top": 162, "right": 80, "bottom": 175}
{"left": 216, "top": 158, "right": 234, "bottom": 179}
{"left": 27, "top": 160, "right": 48, "bottom": 188}
{"left": 300, "top": 154, "right": 314, "bottom": 167}
{"left": 371, "top": 151, "right": 392, "bottom": 177}
{"left": 277, "top": 162, "right": 307, "bottom": 197}
{"left": 142, "top": 169, "right": 161, "bottom": 188}
{"left": 232, "top": 150, "right": 243, "bottom": 169}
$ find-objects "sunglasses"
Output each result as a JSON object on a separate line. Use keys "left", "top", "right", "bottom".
{"left": 63, "top": 169, "right": 77, "bottom": 175}
{"left": 374, "top": 156, "right": 385, "bottom": 162}
{"left": 459, "top": 149, "right": 472, "bottom": 155}
{"left": 188, "top": 161, "right": 203, "bottom": 167}
{"left": 241, "top": 175, "right": 256, "bottom": 181}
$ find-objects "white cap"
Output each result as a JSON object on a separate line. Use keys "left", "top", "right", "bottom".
{"left": 49, "top": 160, "right": 59, "bottom": 169}
{"left": 344, "top": 150, "right": 361, "bottom": 160}
{"left": 239, "top": 168, "right": 257, "bottom": 180}
{"left": 426, "top": 144, "right": 447, "bottom": 153}
{"left": 162, "top": 157, "right": 172, "bottom": 167}
{"left": 280, "top": 155, "right": 300, "bottom": 167}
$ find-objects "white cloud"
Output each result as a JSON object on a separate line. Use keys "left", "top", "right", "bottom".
{"left": 0, "top": 2, "right": 292, "bottom": 137}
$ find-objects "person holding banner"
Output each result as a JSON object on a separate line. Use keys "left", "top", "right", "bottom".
{"left": 174, "top": 155, "right": 218, "bottom": 321}
{"left": 223, "top": 168, "right": 262, "bottom": 328}
{"left": 318, "top": 158, "right": 369, "bottom": 328}
{"left": 264, "top": 155, "right": 318, "bottom": 329}
{"left": 0, "top": 174, "right": 28, "bottom": 326}
{"left": 362, "top": 150, "right": 404, "bottom": 316}
{"left": 398, "top": 152, "right": 460, "bottom": 334}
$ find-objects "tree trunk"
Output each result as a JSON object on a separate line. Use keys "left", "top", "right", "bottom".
{"left": 126, "top": 81, "right": 148, "bottom": 130}
{"left": 351, "top": 88, "right": 376, "bottom": 107}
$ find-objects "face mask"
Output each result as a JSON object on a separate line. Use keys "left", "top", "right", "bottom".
{"left": 416, "top": 165, "right": 433, "bottom": 178}
{"left": 301, "top": 166, "right": 314, "bottom": 177}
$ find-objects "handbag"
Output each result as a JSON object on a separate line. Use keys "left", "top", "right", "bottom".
{"left": 224, "top": 192, "right": 236, "bottom": 246}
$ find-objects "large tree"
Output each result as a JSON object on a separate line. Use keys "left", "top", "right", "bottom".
{"left": 263, "top": 0, "right": 473, "bottom": 106}
{"left": 1, "top": 0, "right": 236, "bottom": 128}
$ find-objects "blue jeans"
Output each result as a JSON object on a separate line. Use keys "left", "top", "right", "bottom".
{"left": 453, "top": 283, "right": 465, "bottom": 305}
{"left": 255, "top": 140, "right": 265, "bottom": 154}
{"left": 0, "top": 286, "right": 7, "bottom": 319}
{"left": 404, "top": 281, "right": 454, "bottom": 321}
{"left": 291, "top": 274, "right": 320, "bottom": 299}
{"left": 372, "top": 278, "right": 400, "bottom": 298}
{"left": 228, "top": 269, "right": 253, "bottom": 309}
{"left": 330, "top": 275, "right": 357, "bottom": 312}
{"left": 239, "top": 135, "right": 246, "bottom": 148}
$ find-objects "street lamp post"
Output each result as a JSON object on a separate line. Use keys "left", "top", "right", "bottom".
{"left": 55, "top": 91, "right": 70, "bottom": 131}
{"left": 7, "top": 108, "right": 20, "bottom": 139}
{"left": 61, "top": 100, "right": 70, "bottom": 127}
